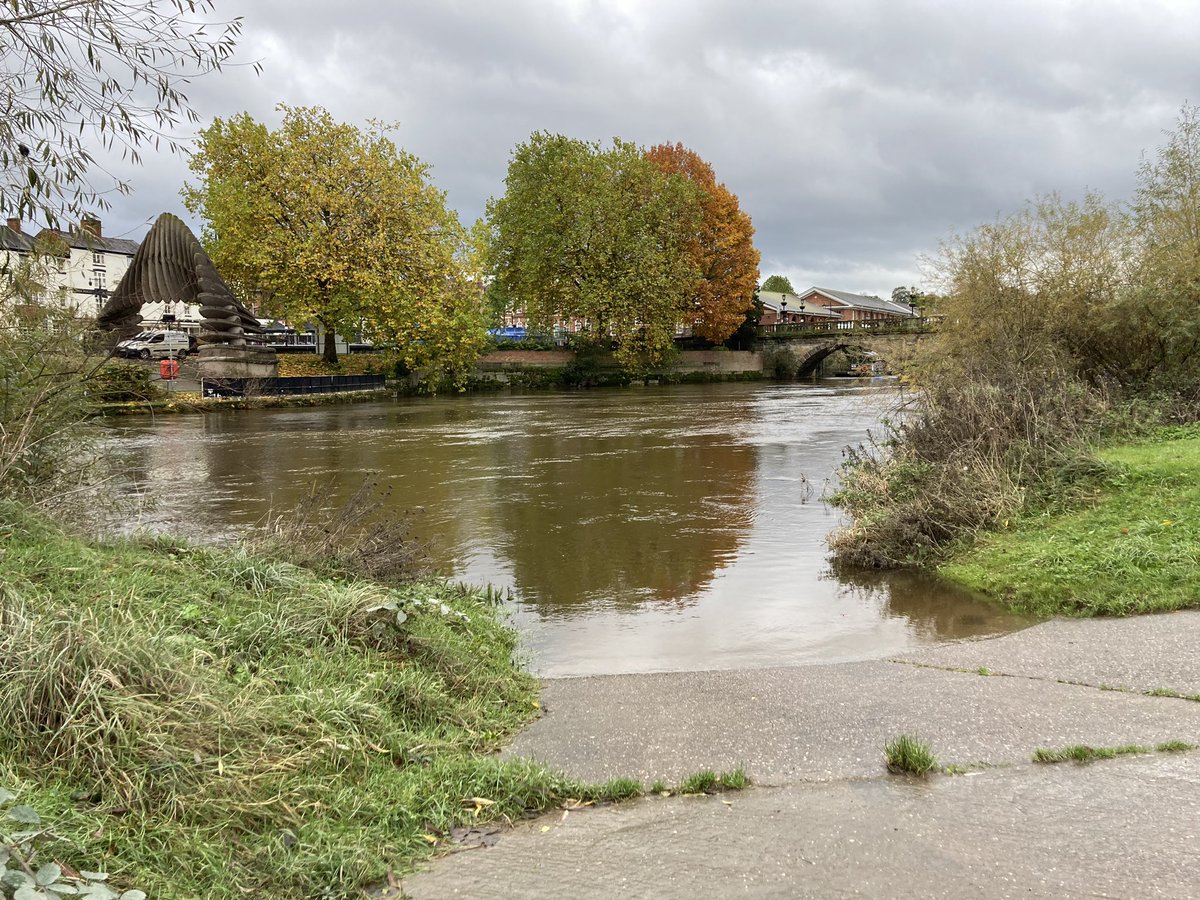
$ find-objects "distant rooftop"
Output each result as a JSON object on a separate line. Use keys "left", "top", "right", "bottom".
{"left": 804, "top": 286, "right": 914, "bottom": 316}
{"left": 1, "top": 223, "right": 35, "bottom": 254}
{"left": 758, "top": 290, "right": 841, "bottom": 316}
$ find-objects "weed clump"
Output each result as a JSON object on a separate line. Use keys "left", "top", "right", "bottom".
{"left": 884, "top": 735, "right": 938, "bottom": 776}
{"left": 1155, "top": 741, "right": 1196, "bottom": 753}
{"left": 1033, "top": 744, "right": 1148, "bottom": 764}
{"left": 677, "top": 768, "right": 751, "bottom": 794}
{"left": 1035, "top": 741, "right": 1194, "bottom": 764}
{"left": 598, "top": 778, "right": 644, "bottom": 802}
{"left": 245, "top": 476, "right": 427, "bottom": 585}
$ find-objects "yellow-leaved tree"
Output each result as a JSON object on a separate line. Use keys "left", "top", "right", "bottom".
{"left": 183, "top": 104, "right": 487, "bottom": 374}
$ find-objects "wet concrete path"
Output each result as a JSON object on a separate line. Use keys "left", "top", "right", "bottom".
{"left": 404, "top": 612, "right": 1200, "bottom": 898}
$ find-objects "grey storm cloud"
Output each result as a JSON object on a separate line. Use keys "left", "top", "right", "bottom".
{"left": 92, "top": 0, "right": 1200, "bottom": 298}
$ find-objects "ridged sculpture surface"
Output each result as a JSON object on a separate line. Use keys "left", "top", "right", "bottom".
{"left": 97, "top": 212, "right": 264, "bottom": 347}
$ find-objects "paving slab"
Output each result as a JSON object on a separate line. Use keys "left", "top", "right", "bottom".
{"left": 405, "top": 751, "right": 1200, "bottom": 899}
{"left": 898, "top": 611, "right": 1200, "bottom": 696}
{"left": 510, "top": 658, "right": 1200, "bottom": 785}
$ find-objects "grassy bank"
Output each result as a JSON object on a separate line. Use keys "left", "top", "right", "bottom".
{"left": 0, "top": 504, "right": 601, "bottom": 898}
{"left": 940, "top": 427, "right": 1200, "bottom": 617}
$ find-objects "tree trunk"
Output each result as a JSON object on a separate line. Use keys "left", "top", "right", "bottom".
{"left": 322, "top": 324, "right": 338, "bottom": 364}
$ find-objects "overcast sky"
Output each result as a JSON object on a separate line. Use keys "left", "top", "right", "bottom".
{"left": 94, "top": 0, "right": 1199, "bottom": 299}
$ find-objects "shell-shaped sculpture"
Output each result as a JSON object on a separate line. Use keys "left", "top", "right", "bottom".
{"left": 97, "top": 212, "right": 265, "bottom": 348}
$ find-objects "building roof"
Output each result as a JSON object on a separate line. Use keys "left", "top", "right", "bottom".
{"left": 802, "top": 286, "right": 915, "bottom": 316}
{"left": 35, "top": 227, "right": 139, "bottom": 257}
{"left": 0, "top": 225, "right": 36, "bottom": 254}
{"left": 758, "top": 290, "right": 841, "bottom": 317}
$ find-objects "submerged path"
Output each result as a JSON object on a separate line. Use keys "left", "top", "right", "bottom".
{"left": 404, "top": 613, "right": 1200, "bottom": 898}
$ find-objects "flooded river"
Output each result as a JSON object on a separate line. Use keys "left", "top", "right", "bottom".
{"left": 102, "top": 381, "right": 1030, "bottom": 676}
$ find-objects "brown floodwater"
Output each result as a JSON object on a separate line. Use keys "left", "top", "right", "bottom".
{"left": 100, "top": 381, "right": 1032, "bottom": 676}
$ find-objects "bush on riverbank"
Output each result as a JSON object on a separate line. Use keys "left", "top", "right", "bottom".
{"left": 0, "top": 503, "right": 598, "bottom": 898}
{"left": 0, "top": 292, "right": 97, "bottom": 505}
{"left": 86, "top": 361, "right": 164, "bottom": 403}
{"left": 829, "top": 106, "right": 1200, "bottom": 569}
{"left": 940, "top": 428, "right": 1200, "bottom": 616}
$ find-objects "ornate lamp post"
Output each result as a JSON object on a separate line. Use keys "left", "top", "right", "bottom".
{"left": 779, "top": 296, "right": 788, "bottom": 329}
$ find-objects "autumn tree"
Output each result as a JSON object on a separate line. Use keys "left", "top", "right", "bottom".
{"left": 760, "top": 274, "right": 795, "bottom": 294}
{"left": 184, "top": 105, "right": 487, "bottom": 370}
{"left": 644, "top": 143, "right": 759, "bottom": 343}
{"left": 487, "top": 133, "right": 703, "bottom": 370}
{"left": 1131, "top": 101, "right": 1200, "bottom": 381}
{"left": 2, "top": 0, "right": 246, "bottom": 226}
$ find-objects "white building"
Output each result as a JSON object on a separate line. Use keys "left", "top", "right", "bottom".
{"left": 1, "top": 216, "right": 138, "bottom": 317}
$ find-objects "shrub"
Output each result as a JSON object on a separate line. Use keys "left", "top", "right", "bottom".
{"left": 829, "top": 363, "right": 1111, "bottom": 567}
{"left": 831, "top": 108, "right": 1200, "bottom": 569}
{"left": 244, "top": 476, "right": 427, "bottom": 585}
{"left": 0, "top": 292, "right": 97, "bottom": 503}
{"left": 87, "top": 362, "right": 163, "bottom": 403}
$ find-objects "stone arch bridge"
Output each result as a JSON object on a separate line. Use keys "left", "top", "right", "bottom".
{"left": 760, "top": 330, "right": 932, "bottom": 378}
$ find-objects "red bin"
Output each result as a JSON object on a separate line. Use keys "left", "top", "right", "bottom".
{"left": 160, "top": 359, "right": 180, "bottom": 380}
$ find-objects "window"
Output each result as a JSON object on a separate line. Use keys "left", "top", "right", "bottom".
{"left": 93, "top": 269, "right": 106, "bottom": 291}
{"left": 57, "top": 256, "right": 67, "bottom": 274}
{"left": 92, "top": 251, "right": 103, "bottom": 267}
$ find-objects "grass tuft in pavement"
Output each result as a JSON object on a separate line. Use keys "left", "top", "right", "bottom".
{"left": 1154, "top": 740, "right": 1196, "bottom": 753}
{"left": 677, "top": 768, "right": 751, "bottom": 795}
{"left": 884, "top": 735, "right": 938, "bottom": 776}
{"left": 1033, "top": 744, "right": 1150, "bottom": 764}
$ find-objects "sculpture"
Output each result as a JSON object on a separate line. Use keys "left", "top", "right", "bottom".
{"left": 97, "top": 212, "right": 266, "bottom": 347}
{"left": 97, "top": 212, "right": 276, "bottom": 378}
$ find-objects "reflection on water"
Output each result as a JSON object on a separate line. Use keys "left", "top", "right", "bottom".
{"left": 100, "top": 381, "right": 1032, "bottom": 676}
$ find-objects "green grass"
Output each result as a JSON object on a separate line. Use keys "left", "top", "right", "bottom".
{"left": 1155, "top": 740, "right": 1196, "bottom": 753}
{"left": 598, "top": 777, "right": 644, "bottom": 802}
{"left": 0, "top": 503, "right": 608, "bottom": 899}
{"left": 1033, "top": 744, "right": 1150, "bottom": 764}
{"left": 676, "top": 768, "right": 751, "bottom": 794}
{"left": 941, "top": 430, "right": 1200, "bottom": 616}
{"left": 1034, "top": 740, "right": 1196, "bottom": 764}
{"left": 884, "top": 735, "right": 937, "bottom": 776}
{"left": 1146, "top": 687, "right": 1200, "bottom": 702}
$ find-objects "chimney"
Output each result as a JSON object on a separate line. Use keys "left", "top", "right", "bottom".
{"left": 5, "top": 218, "right": 18, "bottom": 233}
{"left": 80, "top": 215, "right": 102, "bottom": 238}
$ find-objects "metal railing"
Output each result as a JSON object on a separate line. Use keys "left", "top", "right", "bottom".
{"left": 758, "top": 317, "right": 939, "bottom": 338}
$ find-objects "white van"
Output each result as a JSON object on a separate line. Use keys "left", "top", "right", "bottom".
{"left": 117, "top": 330, "right": 192, "bottom": 360}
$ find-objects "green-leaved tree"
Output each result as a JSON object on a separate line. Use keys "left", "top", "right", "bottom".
{"left": 184, "top": 105, "right": 487, "bottom": 371}
{"left": 486, "top": 133, "right": 702, "bottom": 370}
{"left": 760, "top": 274, "right": 795, "bottom": 294}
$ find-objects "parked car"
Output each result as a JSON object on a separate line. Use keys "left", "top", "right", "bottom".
{"left": 116, "top": 330, "right": 192, "bottom": 360}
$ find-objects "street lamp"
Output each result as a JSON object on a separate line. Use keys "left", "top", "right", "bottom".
{"left": 779, "top": 296, "right": 788, "bottom": 329}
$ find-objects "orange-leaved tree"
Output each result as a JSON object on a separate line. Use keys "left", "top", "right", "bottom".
{"left": 646, "top": 143, "right": 760, "bottom": 343}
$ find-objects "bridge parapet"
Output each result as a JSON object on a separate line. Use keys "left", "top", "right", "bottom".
{"left": 758, "top": 329, "right": 932, "bottom": 377}
{"left": 756, "top": 317, "right": 938, "bottom": 342}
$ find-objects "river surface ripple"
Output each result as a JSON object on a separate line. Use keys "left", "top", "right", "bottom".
{"left": 100, "top": 381, "right": 1031, "bottom": 676}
